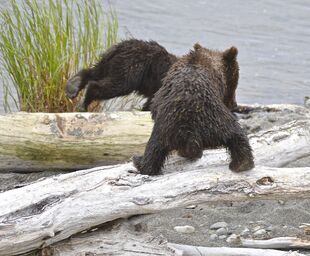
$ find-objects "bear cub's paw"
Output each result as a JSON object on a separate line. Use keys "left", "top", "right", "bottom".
{"left": 65, "top": 76, "right": 81, "bottom": 99}
{"left": 133, "top": 155, "right": 161, "bottom": 176}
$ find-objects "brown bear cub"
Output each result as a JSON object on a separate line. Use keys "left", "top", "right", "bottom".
{"left": 133, "top": 43, "right": 254, "bottom": 175}
{"left": 65, "top": 39, "right": 177, "bottom": 111}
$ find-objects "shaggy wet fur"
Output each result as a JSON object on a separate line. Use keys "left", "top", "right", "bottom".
{"left": 133, "top": 44, "right": 254, "bottom": 175}
{"left": 65, "top": 39, "right": 177, "bottom": 111}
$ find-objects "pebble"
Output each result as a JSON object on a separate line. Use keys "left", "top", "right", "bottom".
{"left": 266, "top": 225, "right": 274, "bottom": 232}
{"left": 216, "top": 227, "right": 228, "bottom": 236}
{"left": 219, "top": 235, "right": 227, "bottom": 239}
{"left": 252, "top": 226, "right": 262, "bottom": 232}
{"left": 210, "top": 234, "right": 218, "bottom": 240}
{"left": 210, "top": 222, "right": 228, "bottom": 230}
{"left": 174, "top": 225, "right": 195, "bottom": 234}
{"left": 278, "top": 200, "right": 285, "bottom": 205}
{"left": 226, "top": 234, "right": 239, "bottom": 244}
{"left": 253, "top": 229, "right": 267, "bottom": 238}
{"left": 267, "top": 116, "right": 277, "bottom": 123}
{"left": 186, "top": 205, "right": 197, "bottom": 209}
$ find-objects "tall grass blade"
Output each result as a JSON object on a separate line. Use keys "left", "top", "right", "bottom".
{"left": 0, "top": 0, "right": 119, "bottom": 112}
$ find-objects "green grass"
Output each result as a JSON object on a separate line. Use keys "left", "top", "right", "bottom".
{"left": 0, "top": 0, "right": 118, "bottom": 112}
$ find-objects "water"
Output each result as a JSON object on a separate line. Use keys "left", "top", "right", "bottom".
{"left": 1, "top": 0, "right": 309, "bottom": 112}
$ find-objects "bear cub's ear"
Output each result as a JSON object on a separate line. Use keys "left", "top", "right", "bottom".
{"left": 193, "top": 43, "right": 202, "bottom": 51}
{"left": 223, "top": 46, "right": 238, "bottom": 61}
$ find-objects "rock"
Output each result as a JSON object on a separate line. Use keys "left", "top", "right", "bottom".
{"left": 216, "top": 227, "right": 228, "bottom": 236}
{"left": 266, "top": 225, "right": 274, "bottom": 232}
{"left": 174, "top": 225, "right": 195, "bottom": 234}
{"left": 210, "top": 234, "right": 218, "bottom": 240}
{"left": 226, "top": 234, "right": 239, "bottom": 244}
{"left": 219, "top": 235, "right": 227, "bottom": 239}
{"left": 253, "top": 229, "right": 267, "bottom": 238}
{"left": 210, "top": 222, "right": 228, "bottom": 230}
{"left": 252, "top": 226, "right": 262, "bottom": 232}
{"left": 278, "top": 200, "right": 285, "bottom": 205}
{"left": 240, "top": 227, "right": 251, "bottom": 237}
{"left": 268, "top": 116, "right": 277, "bottom": 123}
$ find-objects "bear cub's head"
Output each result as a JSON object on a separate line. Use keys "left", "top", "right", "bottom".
{"left": 192, "top": 43, "right": 239, "bottom": 111}
{"left": 65, "top": 69, "right": 92, "bottom": 99}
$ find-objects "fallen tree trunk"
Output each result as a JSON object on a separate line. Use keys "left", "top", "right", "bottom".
{"left": 167, "top": 119, "right": 310, "bottom": 170}
{"left": 1, "top": 164, "right": 310, "bottom": 255}
{"left": 0, "top": 119, "right": 310, "bottom": 255}
{"left": 0, "top": 111, "right": 152, "bottom": 172}
{"left": 0, "top": 104, "right": 309, "bottom": 172}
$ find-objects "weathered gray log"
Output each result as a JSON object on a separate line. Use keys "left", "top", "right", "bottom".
{"left": 0, "top": 119, "right": 310, "bottom": 255}
{"left": 1, "top": 165, "right": 310, "bottom": 255}
{"left": 47, "top": 220, "right": 174, "bottom": 256}
{"left": 0, "top": 104, "right": 309, "bottom": 172}
{"left": 168, "top": 243, "right": 306, "bottom": 256}
{"left": 0, "top": 111, "right": 152, "bottom": 172}
{"left": 240, "top": 237, "right": 310, "bottom": 249}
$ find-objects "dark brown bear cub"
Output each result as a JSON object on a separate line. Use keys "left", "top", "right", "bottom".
{"left": 133, "top": 44, "right": 254, "bottom": 175}
{"left": 65, "top": 39, "right": 177, "bottom": 111}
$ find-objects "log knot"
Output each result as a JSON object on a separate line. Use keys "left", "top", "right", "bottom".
{"left": 256, "top": 176, "right": 274, "bottom": 186}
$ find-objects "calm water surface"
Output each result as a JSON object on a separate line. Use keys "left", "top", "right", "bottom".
{"left": 0, "top": 0, "right": 309, "bottom": 112}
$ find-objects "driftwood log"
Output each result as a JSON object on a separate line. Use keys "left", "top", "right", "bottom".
{"left": 168, "top": 243, "right": 306, "bottom": 256}
{"left": 0, "top": 104, "right": 309, "bottom": 172}
{"left": 0, "top": 117, "right": 310, "bottom": 255}
{"left": 47, "top": 220, "right": 175, "bottom": 256}
{"left": 1, "top": 165, "right": 310, "bottom": 255}
{"left": 0, "top": 111, "right": 152, "bottom": 172}
{"left": 240, "top": 237, "right": 310, "bottom": 249}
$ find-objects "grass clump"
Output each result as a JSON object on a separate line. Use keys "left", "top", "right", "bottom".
{"left": 0, "top": 0, "right": 118, "bottom": 112}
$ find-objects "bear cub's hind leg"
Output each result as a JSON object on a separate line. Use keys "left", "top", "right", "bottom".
{"left": 133, "top": 127, "right": 168, "bottom": 175}
{"left": 227, "top": 132, "right": 254, "bottom": 172}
